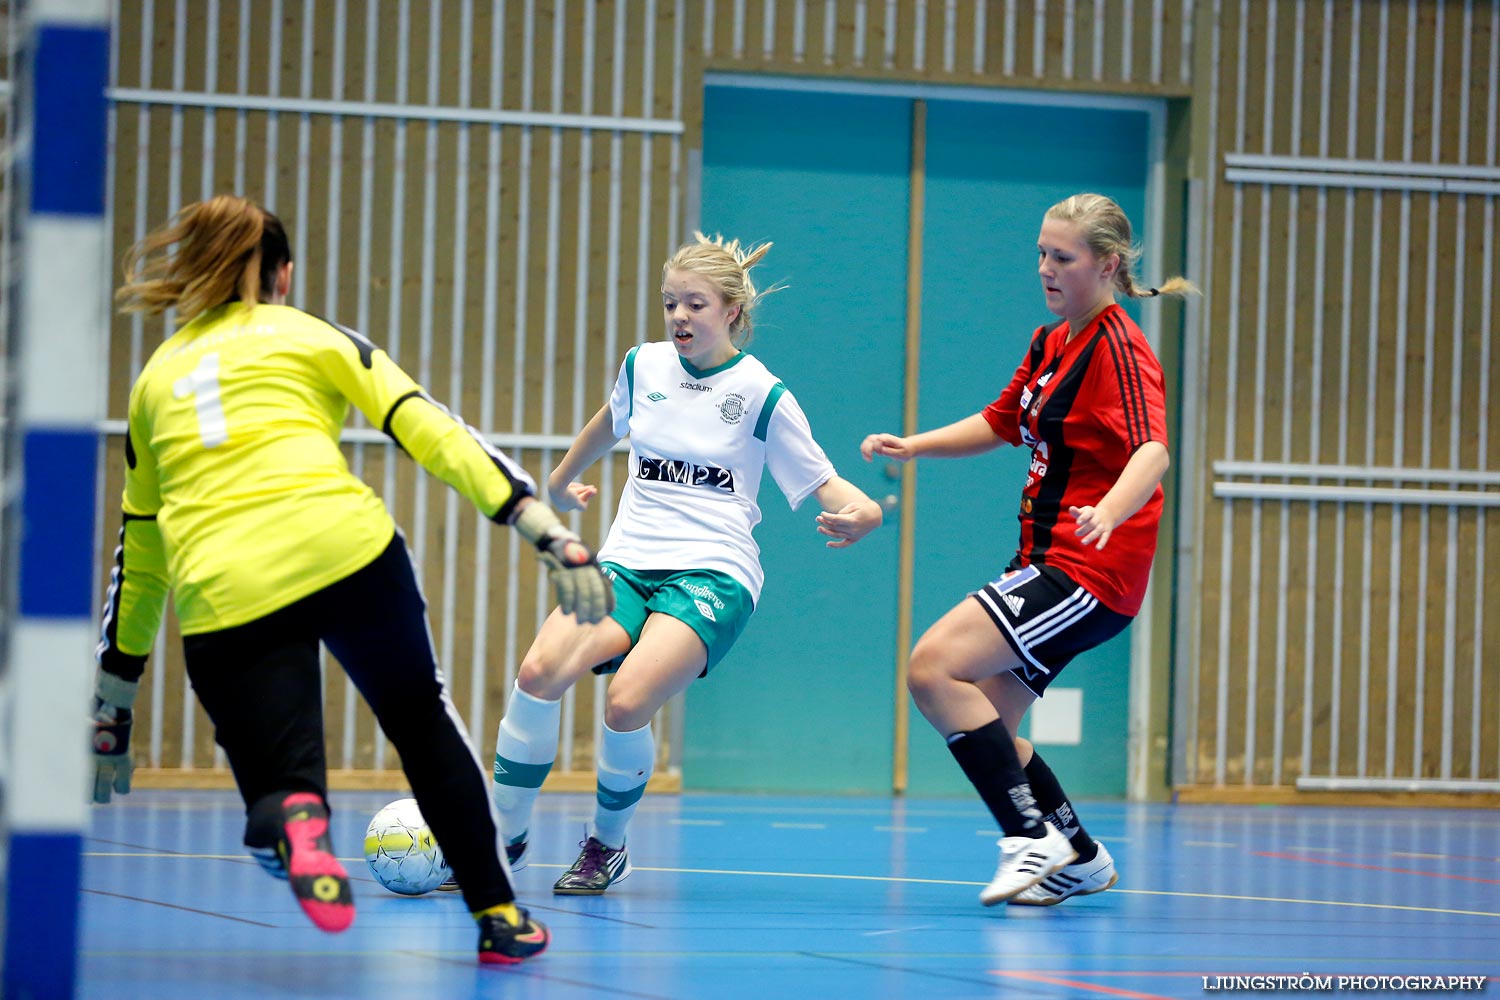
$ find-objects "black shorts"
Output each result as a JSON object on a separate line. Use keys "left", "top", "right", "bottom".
{"left": 971, "top": 562, "right": 1132, "bottom": 697}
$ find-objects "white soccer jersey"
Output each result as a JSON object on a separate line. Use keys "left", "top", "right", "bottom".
{"left": 594, "top": 341, "right": 836, "bottom": 602}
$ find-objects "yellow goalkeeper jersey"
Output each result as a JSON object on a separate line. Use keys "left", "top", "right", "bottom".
{"left": 102, "top": 301, "right": 535, "bottom": 652}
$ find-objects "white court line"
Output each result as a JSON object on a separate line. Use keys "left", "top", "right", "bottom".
{"left": 771, "top": 822, "right": 827, "bottom": 830}
{"left": 1391, "top": 851, "right": 1500, "bottom": 862}
{"left": 81, "top": 853, "right": 1500, "bottom": 918}
{"left": 874, "top": 826, "right": 928, "bottom": 833}
{"left": 669, "top": 819, "right": 725, "bottom": 827}
{"left": 1283, "top": 845, "right": 1340, "bottom": 852}
{"left": 1116, "top": 887, "right": 1500, "bottom": 919}
{"left": 88, "top": 853, "right": 258, "bottom": 859}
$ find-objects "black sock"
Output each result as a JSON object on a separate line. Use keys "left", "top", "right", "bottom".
{"left": 946, "top": 719, "right": 1044, "bottom": 838}
{"left": 1024, "top": 751, "right": 1096, "bottom": 861}
{"left": 244, "top": 787, "right": 324, "bottom": 848}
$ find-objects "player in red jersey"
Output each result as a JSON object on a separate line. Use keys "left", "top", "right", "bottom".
{"left": 861, "top": 193, "right": 1195, "bottom": 908}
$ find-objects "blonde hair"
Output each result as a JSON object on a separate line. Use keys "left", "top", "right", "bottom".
{"left": 663, "top": 231, "right": 782, "bottom": 346}
{"left": 116, "top": 194, "right": 291, "bottom": 322}
{"left": 1044, "top": 193, "right": 1198, "bottom": 299}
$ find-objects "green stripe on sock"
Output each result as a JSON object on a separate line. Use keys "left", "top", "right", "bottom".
{"left": 493, "top": 755, "right": 551, "bottom": 789}
{"left": 596, "top": 782, "right": 647, "bottom": 812}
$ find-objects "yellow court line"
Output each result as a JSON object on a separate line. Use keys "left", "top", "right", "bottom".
{"left": 84, "top": 853, "right": 1500, "bottom": 919}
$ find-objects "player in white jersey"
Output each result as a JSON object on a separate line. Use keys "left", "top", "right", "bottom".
{"left": 484, "top": 233, "right": 883, "bottom": 894}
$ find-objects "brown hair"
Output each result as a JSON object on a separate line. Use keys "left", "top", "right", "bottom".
{"left": 115, "top": 194, "right": 291, "bottom": 321}
{"left": 1044, "top": 193, "right": 1198, "bottom": 299}
{"left": 663, "top": 231, "right": 782, "bottom": 346}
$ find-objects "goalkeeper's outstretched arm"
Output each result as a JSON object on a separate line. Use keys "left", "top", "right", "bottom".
{"left": 509, "top": 498, "right": 615, "bottom": 625}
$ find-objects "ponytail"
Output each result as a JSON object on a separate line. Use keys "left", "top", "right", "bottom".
{"left": 1044, "top": 193, "right": 1199, "bottom": 301}
{"left": 116, "top": 195, "right": 291, "bottom": 322}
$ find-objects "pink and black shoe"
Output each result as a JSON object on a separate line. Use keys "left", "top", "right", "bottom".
{"left": 277, "top": 792, "right": 354, "bottom": 932}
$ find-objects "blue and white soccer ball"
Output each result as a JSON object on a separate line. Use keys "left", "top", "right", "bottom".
{"left": 363, "top": 797, "right": 451, "bottom": 896}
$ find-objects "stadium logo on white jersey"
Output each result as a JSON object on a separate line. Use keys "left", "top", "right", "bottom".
{"left": 694, "top": 599, "right": 717, "bottom": 621}
{"left": 718, "top": 392, "right": 747, "bottom": 424}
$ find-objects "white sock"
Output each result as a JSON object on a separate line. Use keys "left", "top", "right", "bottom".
{"left": 590, "top": 720, "right": 654, "bottom": 850}
{"left": 491, "top": 682, "right": 561, "bottom": 844}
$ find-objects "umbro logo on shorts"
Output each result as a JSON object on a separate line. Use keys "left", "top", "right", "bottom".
{"left": 1002, "top": 593, "right": 1026, "bottom": 616}
{"left": 694, "top": 599, "right": 717, "bottom": 622}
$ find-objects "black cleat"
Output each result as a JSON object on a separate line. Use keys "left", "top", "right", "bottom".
{"left": 476, "top": 906, "right": 549, "bottom": 965}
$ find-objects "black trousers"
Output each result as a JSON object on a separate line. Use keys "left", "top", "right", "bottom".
{"left": 183, "top": 531, "right": 513, "bottom": 912}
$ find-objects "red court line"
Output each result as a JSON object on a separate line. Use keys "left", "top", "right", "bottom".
{"left": 998, "top": 971, "right": 1214, "bottom": 977}
{"left": 991, "top": 970, "right": 1179, "bottom": 999}
{"left": 1255, "top": 851, "right": 1500, "bottom": 885}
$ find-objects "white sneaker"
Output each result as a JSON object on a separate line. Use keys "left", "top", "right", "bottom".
{"left": 1009, "top": 842, "right": 1117, "bottom": 906}
{"left": 437, "top": 836, "right": 527, "bottom": 893}
{"left": 979, "top": 821, "right": 1077, "bottom": 906}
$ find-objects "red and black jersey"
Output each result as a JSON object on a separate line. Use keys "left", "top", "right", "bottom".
{"left": 980, "top": 303, "right": 1167, "bottom": 616}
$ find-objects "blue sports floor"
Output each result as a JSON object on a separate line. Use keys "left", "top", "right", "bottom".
{"left": 81, "top": 791, "right": 1498, "bottom": 999}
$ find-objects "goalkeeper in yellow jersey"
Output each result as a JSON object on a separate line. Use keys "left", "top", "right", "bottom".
{"left": 90, "top": 194, "right": 611, "bottom": 965}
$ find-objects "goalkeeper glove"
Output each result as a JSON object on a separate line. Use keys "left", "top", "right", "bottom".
{"left": 91, "top": 672, "right": 139, "bottom": 804}
{"left": 513, "top": 501, "right": 615, "bottom": 625}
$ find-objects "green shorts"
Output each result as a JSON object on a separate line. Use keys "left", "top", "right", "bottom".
{"left": 594, "top": 563, "right": 755, "bottom": 677}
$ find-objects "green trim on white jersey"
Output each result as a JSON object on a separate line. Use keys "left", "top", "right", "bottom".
{"left": 598, "top": 341, "right": 834, "bottom": 602}
{"left": 753, "top": 382, "right": 787, "bottom": 442}
{"left": 624, "top": 344, "right": 641, "bottom": 419}
{"left": 679, "top": 350, "right": 749, "bottom": 380}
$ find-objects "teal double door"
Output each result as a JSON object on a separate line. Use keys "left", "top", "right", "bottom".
{"left": 684, "top": 82, "right": 1157, "bottom": 798}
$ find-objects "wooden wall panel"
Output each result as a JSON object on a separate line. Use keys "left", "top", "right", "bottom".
{"left": 699, "top": 0, "right": 1195, "bottom": 93}
{"left": 1189, "top": 0, "right": 1500, "bottom": 793}
{"left": 90, "top": 0, "right": 1496, "bottom": 801}
{"left": 106, "top": 1, "right": 688, "bottom": 790}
